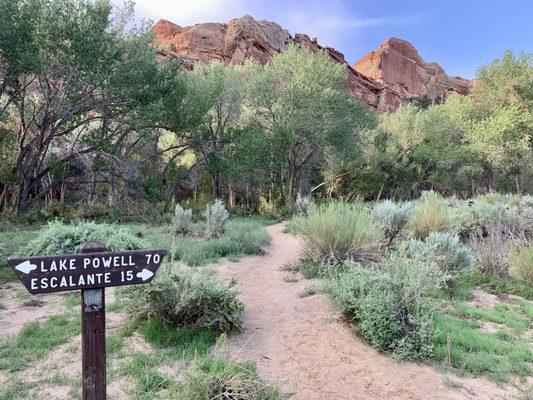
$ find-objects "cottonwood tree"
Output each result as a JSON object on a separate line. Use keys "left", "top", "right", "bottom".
{"left": 247, "top": 45, "right": 375, "bottom": 204}
{"left": 0, "top": 0, "right": 181, "bottom": 214}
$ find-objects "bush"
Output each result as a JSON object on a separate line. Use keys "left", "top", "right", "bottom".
{"left": 123, "top": 265, "right": 243, "bottom": 334}
{"left": 323, "top": 255, "right": 446, "bottom": 359}
{"left": 172, "top": 204, "right": 193, "bottom": 235}
{"left": 468, "top": 229, "right": 513, "bottom": 278}
{"left": 408, "top": 232, "right": 472, "bottom": 285}
{"left": 295, "top": 201, "right": 382, "bottom": 264}
{"left": 295, "top": 193, "right": 311, "bottom": 217}
{"left": 371, "top": 200, "right": 414, "bottom": 244}
{"left": 409, "top": 191, "right": 449, "bottom": 240}
{"left": 510, "top": 245, "right": 533, "bottom": 285}
{"left": 203, "top": 199, "right": 229, "bottom": 238}
{"left": 23, "top": 221, "right": 147, "bottom": 255}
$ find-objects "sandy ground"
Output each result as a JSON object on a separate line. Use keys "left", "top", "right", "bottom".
{"left": 219, "top": 222, "right": 520, "bottom": 400}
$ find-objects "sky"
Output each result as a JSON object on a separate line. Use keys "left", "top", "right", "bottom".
{"left": 121, "top": 0, "right": 533, "bottom": 79}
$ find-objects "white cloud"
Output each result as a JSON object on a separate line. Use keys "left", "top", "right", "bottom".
{"left": 124, "top": 0, "right": 247, "bottom": 25}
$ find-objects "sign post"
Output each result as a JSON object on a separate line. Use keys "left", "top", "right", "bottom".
{"left": 81, "top": 242, "right": 106, "bottom": 400}
{"left": 7, "top": 244, "right": 166, "bottom": 400}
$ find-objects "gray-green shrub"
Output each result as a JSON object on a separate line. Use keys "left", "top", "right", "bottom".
{"left": 123, "top": 265, "right": 243, "bottom": 334}
{"left": 24, "top": 221, "right": 147, "bottom": 255}
{"left": 172, "top": 204, "right": 193, "bottom": 235}
{"left": 408, "top": 232, "right": 472, "bottom": 282}
{"left": 295, "top": 201, "right": 382, "bottom": 264}
{"left": 323, "top": 255, "right": 445, "bottom": 359}
{"left": 203, "top": 199, "right": 229, "bottom": 238}
{"left": 371, "top": 200, "right": 414, "bottom": 244}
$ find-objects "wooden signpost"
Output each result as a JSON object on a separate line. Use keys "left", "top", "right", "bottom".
{"left": 7, "top": 243, "right": 166, "bottom": 400}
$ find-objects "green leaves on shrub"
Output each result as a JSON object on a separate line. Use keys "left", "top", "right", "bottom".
{"left": 296, "top": 201, "right": 382, "bottom": 264}
{"left": 371, "top": 200, "right": 414, "bottom": 244}
{"left": 324, "top": 255, "right": 446, "bottom": 359}
{"left": 23, "top": 221, "right": 147, "bottom": 255}
{"left": 408, "top": 232, "right": 472, "bottom": 284}
{"left": 123, "top": 265, "right": 243, "bottom": 334}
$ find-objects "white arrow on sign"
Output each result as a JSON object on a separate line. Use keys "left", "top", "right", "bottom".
{"left": 15, "top": 260, "right": 37, "bottom": 275}
{"left": 136, "top": 269, "right": 154, "bottom": 282}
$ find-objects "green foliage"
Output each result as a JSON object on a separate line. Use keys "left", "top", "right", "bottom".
{"left": 203, "top": 199, "right": 229, "bottom": 238}
{"left": 408, "top": 232, "right": 472, "bottom": 283}
{"left": 510, "top": 245, "right": 533, "bottom": 285}
{"left": 409, "top": 191, "right": 450, "bottom": 240}
{"left": 296, "top": 201, "right": 382, "bottom": 264}
{"left": 172, "top": 203, "right": 193, "bottom": 235}
{"left": 324, "top": 254, "right": 446, "bottom": 359}
{"left": 23, "top": 221, "right": 147, "bottom": 256}
{"left": 123, "top": 265, "right": 243, "bottom": 334}
{"left": 371, "top": 200, "right": 414, "bottom": 244}
{"left": 433, "top": 312, "right": 532, "bottom": 382}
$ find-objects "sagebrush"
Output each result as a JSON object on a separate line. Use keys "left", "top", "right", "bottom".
{"left": 24, "top": 221, "right": 147, "bottom": 255}
{"left": 122, "top": 265, "right": 243, "bottom": 334}
{"left": 203, "top": 199, "right": 230, "bottom": 238}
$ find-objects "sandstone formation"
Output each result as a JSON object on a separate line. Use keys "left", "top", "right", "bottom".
{"left": 153, "top": 16, "right": 470, "bottom": 112}
{"left": 353, "top": 37, "right": 472, "bottom": 102}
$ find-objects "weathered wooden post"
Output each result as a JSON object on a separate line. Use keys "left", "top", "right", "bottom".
{"left": 7, "top": 245, "right": 167, "bottom": 399}
{"left": 80, "top": 242, "right": 106, "bottom": 400}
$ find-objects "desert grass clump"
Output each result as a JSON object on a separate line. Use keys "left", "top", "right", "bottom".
{"left": 324, "top": 255, "right": 446, "bottom": 359}
{"left": 174, "top": 336, "right": 281, "bottom": 400}
{"left": 371, "top": 200, "right": 414, "bottom": 244}
{"left": 408, "top": 232, "right": 472, "bottom": 285}
{"left": 203, "top": 199, "right": 229, "bottom": 238}
{"left": 124, "top": 265, "right": 243, "bottom": 334}
{"left": 24, "top": 220, "right": 147, "bottom": 255}
{"left": 172, "top": 204, "right": 193, "bottom": 235}
{"left": 409, "top": 191, "right": 449, "bottom": 240}
{"left": 296, "top": 201, "right": 382, "bottom": 264}
{"left": 509, "top": 245, "right": 533, "bottom": 285}
{"left": 295, "top": 193, "right": 311, "bottom": 217}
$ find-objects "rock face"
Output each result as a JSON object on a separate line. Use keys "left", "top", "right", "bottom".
{"left": 353, "top": 37, "right": 472, "bottom": 102}
{"left": 153, "top": 17, "right": 469, "bottom": 111}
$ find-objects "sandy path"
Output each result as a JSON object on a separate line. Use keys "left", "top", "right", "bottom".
{"left": 219, "top": 223, "right": 518, "bottom": 400}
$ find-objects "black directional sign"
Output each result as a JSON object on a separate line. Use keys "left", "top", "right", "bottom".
{"left": 7, "top": 248, "right": 166, "bottom": 294}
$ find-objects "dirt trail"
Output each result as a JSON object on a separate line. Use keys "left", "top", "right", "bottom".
{"left": 219, "top": 223, "right": 517, "bottom": 400}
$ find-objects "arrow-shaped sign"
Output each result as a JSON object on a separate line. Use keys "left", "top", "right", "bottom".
{"left": 136, "top": 268, "right": 154, "bottom": 281}
{"left": 8, "top": 249, "right": 166, "bottom": 294}
{"left": 15, "top": 260, "right": 37, "bottom": 274}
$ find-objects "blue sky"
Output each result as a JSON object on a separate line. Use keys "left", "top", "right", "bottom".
{"left": 126, "top": 0, "right": 533, "bottom": 78}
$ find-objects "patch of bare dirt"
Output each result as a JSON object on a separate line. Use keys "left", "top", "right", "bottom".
{"left": 219, "top": 223, "right": 520, "bottom": 400}
{"left": 0, "top": 282, "right": 68, "bottom": 337}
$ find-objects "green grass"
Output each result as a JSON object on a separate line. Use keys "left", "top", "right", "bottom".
{"left": 140, "top": 319, "right": 214, "bottom": 358}
{"left": 129, "top": 218, "right": 271, "bottom": 267}
{"left": 433, "top": 309, "right": 533, "bottom": 382}
{"left": 0, "top": 378, "right": 30, "bottom": 400}
{"left": 0, "top": 313, "right": 80, "bottom": 372}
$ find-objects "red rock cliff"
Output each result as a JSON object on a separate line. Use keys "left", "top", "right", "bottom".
{"left": 353, "top": 37, "right": 472, "bottom": 102}
{"left": 153, "top": 17, "right": 469, "bottom": 111}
